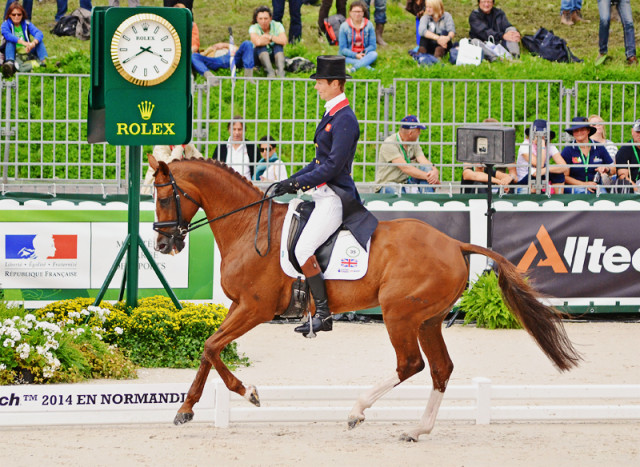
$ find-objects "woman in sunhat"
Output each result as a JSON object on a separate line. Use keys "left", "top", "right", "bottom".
{"left": 273, "top": 55, "right": 378, "bottom": 337}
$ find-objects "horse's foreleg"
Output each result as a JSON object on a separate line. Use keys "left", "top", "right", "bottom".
{"left": 175, "top": 303, "right": 267, "bottom": 425}
{"left": 401, "top": 320, "right": 454, "bottom": 442}
{"left": 347, "top": 374, "right": 400, "bottom": 429}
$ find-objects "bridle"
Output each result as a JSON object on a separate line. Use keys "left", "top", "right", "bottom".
{"left": 152, "top": 169, "right": 279, "bottom": 256}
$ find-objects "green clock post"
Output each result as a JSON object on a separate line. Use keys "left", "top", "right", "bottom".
{"left": 88, "top": 7, "right": 192, "bottom": 308}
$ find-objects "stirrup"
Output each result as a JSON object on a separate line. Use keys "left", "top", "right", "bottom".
{"left": 305, "top": 309, "right": 316, "bottom": 339}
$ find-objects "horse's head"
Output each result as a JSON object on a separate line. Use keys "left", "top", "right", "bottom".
{"left": 149, "top": 154, "right": 202, "bottom": 255}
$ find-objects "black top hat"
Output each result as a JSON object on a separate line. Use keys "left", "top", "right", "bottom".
{"left": 565, "top": 116, "right": 596, "bottom": 136}
{"left": 310, "top": 55, "right": 352, "bottom": 80}
{"left": 525, "top": 119, "right": 556, "bottom": 140}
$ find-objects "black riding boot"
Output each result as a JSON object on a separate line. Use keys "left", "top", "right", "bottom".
{"left": 294, "top": 255, "right": 333, "bottom": 336}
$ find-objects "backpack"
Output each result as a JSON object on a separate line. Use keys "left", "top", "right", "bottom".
{"left": 284, "top": 56, "right": 315, "bottom": 73}
{"left": 522, "top": 28, "right": 582, "bottom": 63}
{"left": 71, "top": 8, "right": 91, "bottom": 41}
{"left": 51, "top": 15, "right": 78, "bottom": 37}
{"left": 323, "top": 14, "right": 346, "bottom": 46}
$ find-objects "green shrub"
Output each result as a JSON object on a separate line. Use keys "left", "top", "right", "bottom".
{"left": 458, "top": 270, "right": 522, "bottom": 330}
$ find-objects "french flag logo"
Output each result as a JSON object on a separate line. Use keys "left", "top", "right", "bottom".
{"left": 5, "top": 234, "right": 77, "bottom": 259}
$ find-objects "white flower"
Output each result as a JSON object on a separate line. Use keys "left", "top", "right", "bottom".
{"left": 69, "top": 311, "right": 81, "bottom": 319}
{"left": 0, "top": 363, "right": 6, "bottom": 371}
{"left": 16, "top": 342, "right": 31, "bottom": 359}
{"left": 3, "top": 338, "right": 14, "bottom": 348}
{"left": 45, "top": 312, "right": 55, "bottom": 319}
{"left": 24, "top": 314, "right": 36, "bottom": 322}
{"left": 42, "top": 366, "right": 54, "bottom": 378}
{"left": 36, "top": 345, "right": 46, "bottom": 355}
{"left": 114, "top": 327, "right": 123, "bottom": 335}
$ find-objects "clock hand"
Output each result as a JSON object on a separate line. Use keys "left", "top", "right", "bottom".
{"left": 122, "top": 46, "right": 152, "bottom": 64}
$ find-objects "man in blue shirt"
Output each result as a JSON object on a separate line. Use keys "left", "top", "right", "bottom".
{"left": 562, "top": 117, "right": 615, "bottom": 193}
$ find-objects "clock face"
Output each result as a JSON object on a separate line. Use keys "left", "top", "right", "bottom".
{"left": 111, "top": 13, "right": 182, "bottom": 86}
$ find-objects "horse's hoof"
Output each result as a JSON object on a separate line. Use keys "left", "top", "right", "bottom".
{"left": 347, "top": 415, "right": 364, "bottom": 430}
{"left": 174, "top": 412, "right": 194, "bottom": 425}
{"left": 245, "top": 385, "right": 260, "bottom": 407}
{"left": 400, "top": 433, "right": 418, "bottom": 443}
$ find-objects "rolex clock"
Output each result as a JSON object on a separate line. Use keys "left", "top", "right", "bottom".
{"left": 110, "top": 13, "right": 181, "bottom": 87}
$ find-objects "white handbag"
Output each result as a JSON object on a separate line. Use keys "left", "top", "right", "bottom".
{"left": 455, "top": 38, "right": 483, "bottom": 66}
{"left": 485, "top": 36, "right": 513, "bottom": 60}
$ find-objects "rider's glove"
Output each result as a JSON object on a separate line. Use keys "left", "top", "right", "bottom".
{"left": 273, "top": 178, "right": 300, "bottom": 196}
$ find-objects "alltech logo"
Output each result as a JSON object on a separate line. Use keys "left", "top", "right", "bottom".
{"left": 516, "top": 225, "right": 640, "bottom": 274}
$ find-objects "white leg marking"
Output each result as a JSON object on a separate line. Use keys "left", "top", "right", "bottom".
{"left": 403, "top": 389, "right": 445, "bottom": 441}
{"left": 349, "top": 374, "right": 401, "bottom": 422}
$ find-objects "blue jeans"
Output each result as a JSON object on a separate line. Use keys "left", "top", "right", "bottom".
{"left": 598, "top": 0, "right": 636, "bottom": 58}
{"left": 5, "top": 40, "right": 48, "bottom": 62}
{"left": 344, "top": 51, "right": 378, "bottom": 70}
{"left": 5, "top": 0, "right": 32, "bottom": 19}
{"left": 560, "top": 0, "right": 582, "bottom": 10}
{"left": 272, "top": 0, "right": 303, "bottom": 43}
{"left": 379, "top": 165, "right": 435, "bottom": 194}
{"left": 56, "top": 0, "right": 93, "bottom": 21}
{"left": 191, "top": 41, "right": 254, "bottom": 76}
{"left": 370, "top": 0, "right": 386, "bottom": 24}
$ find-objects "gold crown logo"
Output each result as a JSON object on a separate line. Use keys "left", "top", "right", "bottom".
{"left": 138, "top": 100, "right": 154, "bottom": 120}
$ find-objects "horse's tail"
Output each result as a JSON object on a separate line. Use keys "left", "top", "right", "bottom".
{"left": 460, "top": 243, "right": 581, "bottom": 372}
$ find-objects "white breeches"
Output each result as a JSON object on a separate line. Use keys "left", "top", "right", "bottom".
{"left": 294, "top": 185, "right": 343, "bottom": 266}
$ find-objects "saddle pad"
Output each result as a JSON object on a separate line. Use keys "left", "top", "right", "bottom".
{"left": 280, "top": 199, "right": 370, "bottom": 280}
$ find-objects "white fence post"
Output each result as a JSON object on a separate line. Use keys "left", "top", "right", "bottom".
{"left": 214, "top": 379, "right": 230, "bottom": 428}
{"left": 474, "top": 377, "right": 492, "bottom": 425}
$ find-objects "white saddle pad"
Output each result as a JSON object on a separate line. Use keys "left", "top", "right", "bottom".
{"left": 279, "top": 199, "right": 370, "bottom": 280}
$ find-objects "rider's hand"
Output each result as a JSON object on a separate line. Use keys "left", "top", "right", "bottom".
{"left": 273, "top": 178, "right": 299, "bottom": 196}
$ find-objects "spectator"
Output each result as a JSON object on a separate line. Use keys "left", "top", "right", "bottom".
{"left": 418, "top": 0, "right": 455, "bottom": 60}
{"left": 3, "top": 0, "right": 30, "bottom": 20}
{"left": 375, "top": 115, "right": 440, "bottom": 193}
{"left": 173, "top": 3, "right": 199, "bottom": 53}
{"left": 469, "top": 0, "right": 520, "bottom": 61}
{"left": 405, "top": 0, "right": 426, "bottom": 46}
{"left": 318, "top": 0, "right": 347, "bottom": 36}
{"left": 249, "top": 5, "right": 287, "bottom": 78}
{"left": 164, "top": 0, "right": 192, "bottom": 10}
{"left": 589, "top": 114, "right": 618, "bottom": 161}
{"left": 560, "top": 0, "right": 586, "bottom": 26}
{"left": 192, "top": 41, "right": 255, "bottom": 83}
{"left": 339, "top": 0, "right": 377, "bottom": 72}
{"left": 55, "top": 1, "right": 92, "bottom": 22}
{"left": 109, "top": 0, "right": 139, "bottom": 7}
{"left": 254, "top": 135, "right": 288, "bottom": 182}
{"left": 511, "top": 119, "right": 568, "bottom": 194}
{"left": 1, "top": 2, "right": 46, "bottom": 79}
{"left": 614, "top": 119, "right": 640, "bottom": 192}
{"left": 562, "top": 117, "right": 615, "bottom": 193}
{"left": 368, "top": 0, "right": 387, "bottom": 46}
{"left": 272, "top": 0, "right": 302, "bottom": 43}
{"left": 595, "top": 0, "right": 637, "bottom": 66}
{"left": 142, "top": 144, "right": 204, "bottom": 195}
{"left": 212, "top": 116, "right": 258, "bottom": 180}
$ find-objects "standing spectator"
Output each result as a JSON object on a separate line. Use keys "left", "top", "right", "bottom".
{"left": 418, "top": 0, "right": 455, "bottom": 59}
{"left": 614, "top": 119, "right": 640, "bottom": 192}
{"left": 368, "top": 0, "right": 387, "bottom": 46}
{"left": 589, "top": 114, "right": 618, "bottom": 161}
{"left": 1, "top": 2, "right": 47, "bottom": 78}
{"left": 595, "top": 0, "right": 637, "bottom": 66}
{"left": 375, "top": 115, "right": 440, "bottom": 193}
{"left": 338, "top": 0, "right": 377, "bottom": 71}
{"left": 562, "top": 117, "right": 615, "bottom": 193}
{"left": 192, "top": 41, "right": 255, "bottom": 82}
{"left": 212, "top": 116, "right": 258, "bottom": 180}
{"left": 249, "top": 5, "right": 287, "bottom": 78}
{"left": 469, "top": 0, "right": 520, "bottom": 61}
{"left": 560, "top": 0, "right": 586, "bottom": 26}
{"left": 254, "top": 135, "right": 288, "bottom": 182}
{"left": 55, "top": 1, "right": 92, "bottom": 22}
{"left": 109, "top": 0, "right": 139, "bottom": 7}
{"left": 272, "top": 0, "right": 303, "bottom": 43}
{"left": 4, "top": 0, "right": 30, "bottom": 20}
{"left": 318, "top": 0, "right": 347, "bottom": 36}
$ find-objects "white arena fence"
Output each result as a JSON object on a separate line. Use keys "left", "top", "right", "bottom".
{"left": 1, "top": 378, "right": 639, "bottom": 427}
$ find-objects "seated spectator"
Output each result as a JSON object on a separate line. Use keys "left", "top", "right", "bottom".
{"left": 254, "top": 135, "right": 288, "bottom": 182}
{"left": 1, "top": 2, "right": 46, "bottom": 78}
{"left": 418, "top": 0, "right": 455, "bottom": 60}
{"left": 192, "top": 41, "right": 255, "bottom": 83}
{"left": 249, "top": 5, "right": 287, "bottom": 78}
{"left": 142, "top": 144, "right": 204, "bottom": 195}
{"left": 562, "top": 117, "right": 615, "bottom": 194}
{"left": 614, "top": 119, "right": 640, "bottom": 192}
{"left": 589, "top": 114, "right": 618, "bottom": 161}
{"left": 212, "top": 115, "right": 258, "bottom": 180}
{"left": 339, "top": 0, "right": 377, "bottom": 72}
{"left": 375, "top": 115, "right": 440, "bottom": 194}
{"left": 511, "top": 119, "right": 568, "bottom": 194}
{"left": 405, "top": 0, "right": 426, "bottom": 46}
{"left": 468, "top": 0, "right": 520, "bottom": 61}
{"left": 462, "top": 164, "right": 513, "bottom": 193}
{"left": 4, "top": 0, "right": 30, "bottom": 20}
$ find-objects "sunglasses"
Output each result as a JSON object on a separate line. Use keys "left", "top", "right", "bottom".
{"left": 260, "top": 147, "right": 271, "bottom": 153}
{"left": 10, "top": 12, "right": 23, "bottom": 17}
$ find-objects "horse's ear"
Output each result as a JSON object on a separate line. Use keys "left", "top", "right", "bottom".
{"left": 148, "top": 153, "right": 159, "bottom": 170}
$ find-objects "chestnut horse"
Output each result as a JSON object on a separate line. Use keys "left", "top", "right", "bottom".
{"left": 149, "top": 156, "right": 581, "bottom": 442}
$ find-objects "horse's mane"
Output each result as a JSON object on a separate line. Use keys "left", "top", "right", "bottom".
{"left": 169, "top": 157, "right": 265, "bottom": 197}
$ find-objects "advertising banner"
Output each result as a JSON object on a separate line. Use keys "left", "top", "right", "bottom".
{"left": 493, "top": 211, "right": 640, "bottom": 298}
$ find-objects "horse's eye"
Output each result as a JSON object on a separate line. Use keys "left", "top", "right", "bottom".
{"left": 159, "top": 198, "right": 171, "bottom": 207}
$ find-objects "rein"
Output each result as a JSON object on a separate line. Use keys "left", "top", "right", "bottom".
{"left": 152, "top": 170, "right": 280, "bottom": 256}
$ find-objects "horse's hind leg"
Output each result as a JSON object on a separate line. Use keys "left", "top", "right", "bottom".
{"left": 401, "top": 319, "right": 454, "bottom": 442}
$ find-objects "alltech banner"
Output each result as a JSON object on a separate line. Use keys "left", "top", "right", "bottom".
{"left": 493, "top": 211, "right": 640, "bottom": 298}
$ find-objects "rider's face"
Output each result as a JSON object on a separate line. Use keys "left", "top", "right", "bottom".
{"left": 314, "top": 79, "right": 341, "bottom": 102}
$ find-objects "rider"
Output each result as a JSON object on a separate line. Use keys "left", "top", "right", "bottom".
{"left": 273, "top": 55, "right": 378, "bottom": 336}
